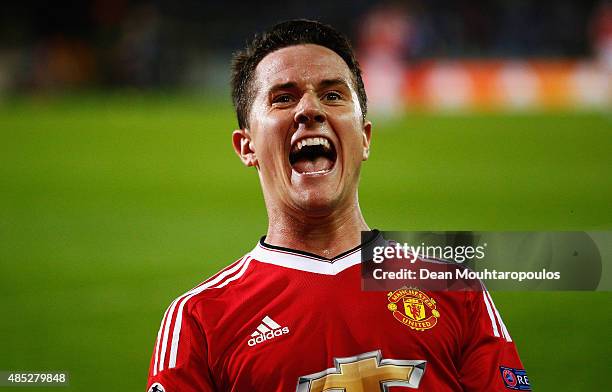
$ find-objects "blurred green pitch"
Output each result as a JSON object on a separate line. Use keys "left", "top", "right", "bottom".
{"left": 0, "top": 94, "right": 610, "bottom": 391}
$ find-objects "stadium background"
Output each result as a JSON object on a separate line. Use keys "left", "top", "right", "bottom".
{"left": 0, "top": 0, "right": 610, "bottom": 390}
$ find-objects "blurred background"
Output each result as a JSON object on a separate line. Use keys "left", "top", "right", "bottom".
{"left": 0, "top": 0, "right": 610, "bottom": 110}
{"left": 0, "top": 0, "right": 610, "bottom": 391}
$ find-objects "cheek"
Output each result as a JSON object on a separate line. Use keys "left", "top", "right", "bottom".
{"left": 261, "top": 114, "right": 290, "bottom": 134}
{"left": 251, "top": 102, "right": 293, "bottom": 137}
{"left": 251, "top": 117, "right": 291, "bottom": 166}
{"left": 334, "top": 114, "right": 365, "bottom": 156}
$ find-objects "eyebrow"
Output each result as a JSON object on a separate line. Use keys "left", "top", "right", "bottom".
{"left": 268, "top": 78, "right": 350, "bottom": 94}
{"left": 269, "top": 81, "right": 298, "bottom": 93}
{"left": 317, "top": 78, "right": 350, "bottom": 90}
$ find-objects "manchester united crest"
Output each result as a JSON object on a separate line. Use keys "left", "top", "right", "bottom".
{"left": 387, "top": 288, "right": 440, "bottom": 331}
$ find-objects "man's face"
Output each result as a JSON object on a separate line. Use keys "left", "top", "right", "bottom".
{"left": 233, "top": 44, "right": 371, "bottom": 216}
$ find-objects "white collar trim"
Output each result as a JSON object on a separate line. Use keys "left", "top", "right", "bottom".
{"left": 249, "top": 241, "right": 364, "bottom": 275}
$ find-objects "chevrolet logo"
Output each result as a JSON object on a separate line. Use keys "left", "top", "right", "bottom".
{"left": 296, "top": 350, "right": 426, "bottom": 392}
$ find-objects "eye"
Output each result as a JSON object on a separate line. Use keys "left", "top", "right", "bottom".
{"left": 323, "top": 91, "right": 343, "bottom": 101}
{"left": 272, "top": 94, "right": 294, "bottom": 104}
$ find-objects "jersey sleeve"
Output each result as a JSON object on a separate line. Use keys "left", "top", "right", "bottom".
{"left": 458, "top": 289, "right": 531, "bottom": 391}
{"left": 146, "top": 301, "right": 216, "bottom": 392}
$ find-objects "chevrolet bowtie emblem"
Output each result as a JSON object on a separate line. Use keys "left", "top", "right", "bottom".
{"left": 296, "top": 350, "right": 426, "bottom": 392}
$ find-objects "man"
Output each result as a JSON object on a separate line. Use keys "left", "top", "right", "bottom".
{"left": 147, "top": 20, "right": 529, "bottom": 391}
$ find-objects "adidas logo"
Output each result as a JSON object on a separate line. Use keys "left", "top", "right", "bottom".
{"left": 247, "top": 316, "right": 290, "bottom": 347}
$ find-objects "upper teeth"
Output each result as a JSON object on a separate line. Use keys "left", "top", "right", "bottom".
{"left": 293, "top": 137, "right": 331, "bottom": 152}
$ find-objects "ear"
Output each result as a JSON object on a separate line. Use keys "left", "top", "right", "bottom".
{"left": 361, "top": 120, "right": 372, "bottom": 161}
{"left": 232, "top": 129, "right": 258, "bottom": 167}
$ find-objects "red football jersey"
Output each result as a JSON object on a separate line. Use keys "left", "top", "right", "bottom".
{"left": 147, "top": 233, "right": 529, "bottom": 391}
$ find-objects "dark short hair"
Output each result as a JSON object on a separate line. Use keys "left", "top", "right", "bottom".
{"left": 231, "top": 19, "right": 367, "bottom": 129}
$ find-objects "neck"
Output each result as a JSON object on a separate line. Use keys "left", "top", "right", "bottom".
{"left": 264, "top": 198, "right": 370, "bottom": 259}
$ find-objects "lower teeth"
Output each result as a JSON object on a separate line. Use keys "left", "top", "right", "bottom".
{"left": 300, "top": 169, "right": 329, "bottom": 175}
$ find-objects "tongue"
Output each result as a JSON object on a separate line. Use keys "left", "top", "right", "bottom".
{"left": 292, "top": 156, "right": 334, "bottom": 174}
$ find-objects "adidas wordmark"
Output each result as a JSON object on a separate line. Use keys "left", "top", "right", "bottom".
{"left": 247, "top": 316, "right": 290, "bottom": 347}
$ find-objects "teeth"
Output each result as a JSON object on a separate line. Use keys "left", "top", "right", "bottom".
{"left": 304, "top": 169, "right": 330, "bottom": 175}
{"left": 292, "top": 137, "right": 332, "bottom": 152}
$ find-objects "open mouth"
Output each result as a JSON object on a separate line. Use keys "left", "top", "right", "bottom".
{"left": 289, "top": 137, "right": 337, "bottom": 175}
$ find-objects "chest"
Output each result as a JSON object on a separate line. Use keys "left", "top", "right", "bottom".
{"left": 206, "top": 273, "right": 464, "bottom": 391}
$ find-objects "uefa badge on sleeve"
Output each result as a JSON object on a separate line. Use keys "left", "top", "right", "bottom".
{"left": 500, "top": 366, "right": 531, "bottom": 390}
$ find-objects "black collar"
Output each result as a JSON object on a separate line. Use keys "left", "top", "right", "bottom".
{"left": 259, "top": 229, "right": 380, "bottom": 261}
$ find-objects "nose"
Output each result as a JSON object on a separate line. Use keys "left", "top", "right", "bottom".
{"left": 294, "top": 93, "right": 326, "bottom": 125}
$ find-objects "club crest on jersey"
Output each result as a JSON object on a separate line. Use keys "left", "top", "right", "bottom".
{"left": 387, "top": 288, "right": 440, "bottom": 331}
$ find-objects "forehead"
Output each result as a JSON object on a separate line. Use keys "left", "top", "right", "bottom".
{"left": 253, "top": 44, "right": 353, "bottom": 90}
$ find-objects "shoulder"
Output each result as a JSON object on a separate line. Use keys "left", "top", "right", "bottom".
{"left": 151, "top": 253, "right": 253, "bottom": 376}
{"left": 157, "top": 253, "right": 255, "bottom": 340}
{"left": 171, "top": 253, "right": 254, "bottom": 314}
